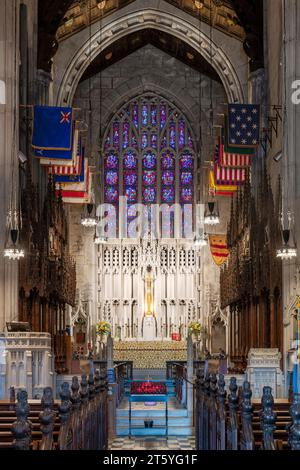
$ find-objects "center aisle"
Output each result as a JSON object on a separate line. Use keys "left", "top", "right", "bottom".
{"left": 110, "top": 368, "right": 195, "bottom": 449}
{"left": 108, "top": 436, "right": 195, "bottom": 450}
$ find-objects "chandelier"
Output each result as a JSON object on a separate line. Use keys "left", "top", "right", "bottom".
{"left": 3, "top": 212, "right": 24, "bottom": 261}
{"left": 81, "top": 204, "right": 97, "bottom": 227}
{"left": 277, "top": 229, "right": 297, "bottom": 260}
{"left": 204, "top": 202, "right": 220, "bottom": 226}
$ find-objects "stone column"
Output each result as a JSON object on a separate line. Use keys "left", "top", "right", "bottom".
{"left": 0, "top": 1, "right": 21, "bottom": 331}
{"left": 282, "top": 0, "right": 300, "bottom": 385}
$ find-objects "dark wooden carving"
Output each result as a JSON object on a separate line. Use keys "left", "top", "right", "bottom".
{"left": 39, "top": 387, "right": 56, "bottom": 450}
{"left": 260, "top": 386, "right": 277, "bottom": 450}
{"left": 11, "top": 390, "right": 32, "bottom": 450}
{"left": 221, "top": 169, "right": 283, "bottom": 369}
{"left": 288, "top": 393, "right": 300, "bottom": 451}
{"left": 58, "top": 382, "right": 72, "bottom": 450}
{"left": 19, "top": 169, "right": 76, "bottom": 373}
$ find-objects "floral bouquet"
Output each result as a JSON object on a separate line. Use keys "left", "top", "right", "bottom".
{"left": 188, "top": 321, "right": 202, "bottom": 336}
{"left": 96, "top": 321, "right": 111, "bottom": 336}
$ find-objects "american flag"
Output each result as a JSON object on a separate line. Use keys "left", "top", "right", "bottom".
{"left": 227, "top": 104, "right": 260, "bottom": 148}
{"left": 214, "top": 163, "right": 247, "bottom": 186}
{"left": 219, "top": 144, "right": 252, "bottom": 168}
{"left": 48, "top": 138, "right": 83, "bottom": 176}
{"left": 209, "top": 170, "right": 237, "bottom": 197}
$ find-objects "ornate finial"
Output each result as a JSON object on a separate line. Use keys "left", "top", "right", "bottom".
{"left": 80, "top": 374, "right": 89, "bottom": 404}
{"left": 58, "top": 382, "right": 72, "bottom": 450}
{"left": 260, "top": 386, "right": 276, "bottom": 450}
{"left": 88, "top": 373, "right": 95, "bottom": 400}
{"left": 240, "top": 381, "right": 254, "bottom": 449}
{"left": 100, "top": 369, "right": 108, "bottom": 391}
{"left": 228, "top": 377, "right": 238, "bottom": 409}
{"left": 71, "top": 376, "right": 81, "bottom": 410}
{"left": 59, "top": 382, "right": 71, "bottom": 424}
{"left": 94, "top": 369, "right": 101, "bottom": 395}
{"left": 11, "top": 389, "right": 32, "bottom": 450}
{"left": 288, "top": 393, "right": 300, "bottom": 450}
{"left": 39, "top": 387, "right": 56, "bottom": 450}
{"left": 204, "top": 374, "right": 211, "bottom": 397}
{"left": 217, "top": 374, "right": 227, "bottom": 405}
{"left": 210, "top": 373, "right": 218, "bottom": 398}
{"left": 241, "top": 381, "right": 253, "bottom": 413}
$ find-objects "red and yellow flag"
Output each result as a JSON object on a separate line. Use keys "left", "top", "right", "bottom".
{"left": 209, "top": 235, "right": 229, "bottom": 267}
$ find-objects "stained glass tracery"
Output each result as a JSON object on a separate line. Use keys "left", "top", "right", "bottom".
{"left": 103, "top": 95, "right": 195, "bottom": 237}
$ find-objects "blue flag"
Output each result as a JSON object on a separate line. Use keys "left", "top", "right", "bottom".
{"left": 32, "top": 105, "right": 73, "bottom": 150}
{"left": 227, "top": 104, "right": 260, "bottom": 148}
{"left": 54, "top": 149, "right": 85, "bottom": 184}
{"left": 33, "top": 122, "right": 76, "bottom": 160}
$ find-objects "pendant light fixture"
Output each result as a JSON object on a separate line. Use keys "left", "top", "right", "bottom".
{"left": 81, "top": 203, "right": 97, "bottom": 227}
{"left": 3, "top": 12, "right": 24, "bottom": 262}
{"left": 276, "top": 228, "right": 297, "bottom": 260}
{"left": 204, "top": 201, "right": 220, "bottom": 226}
{"left": 4, "top": 209, "right": 24, "bottom": 260}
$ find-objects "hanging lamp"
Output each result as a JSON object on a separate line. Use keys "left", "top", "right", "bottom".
{"left": 204, "top": 201, "right": 220, "bottom": 226}
{"left": 3, "top": 209, "right": 24, "bottom": 260}
{"left": 276, "top": 228, "right": 297, "bottom": 260}
{"left": 81, "top": 203, "right": 97, "bottom": 227}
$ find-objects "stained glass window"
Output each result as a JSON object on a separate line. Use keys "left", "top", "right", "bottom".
{"left": 102, "top": 95, "right": 195, "bottom": 238}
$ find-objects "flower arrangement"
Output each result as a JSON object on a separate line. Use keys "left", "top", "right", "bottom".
{"left": 188, "top": 321, "right": 202, "bottom": 336}
{"left": 96, "top": 321, "right": 111, "bottom": 336}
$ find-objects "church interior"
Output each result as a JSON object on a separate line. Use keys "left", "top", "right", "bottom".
{"left": 1, "top": 0, "right": 300, "bottom": 453}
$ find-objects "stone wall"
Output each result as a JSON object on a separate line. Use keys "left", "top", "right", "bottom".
{"left": 69, "top": 44, "right": 232, "bottom": 342}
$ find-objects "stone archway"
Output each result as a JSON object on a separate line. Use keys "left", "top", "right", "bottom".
{"left": 53, "top": 5, "right": 245, "bottom": 106}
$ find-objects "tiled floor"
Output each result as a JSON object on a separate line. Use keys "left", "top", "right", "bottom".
{"left": 109, "top": 436, "right": 195, "bottom": 450}
{"left": 118, "top": 397, "right": 183, "bottom": 410}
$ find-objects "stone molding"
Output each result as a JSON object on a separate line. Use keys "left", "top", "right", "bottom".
{"left": 55, "top": 8, "right": 244, "bottom": 106}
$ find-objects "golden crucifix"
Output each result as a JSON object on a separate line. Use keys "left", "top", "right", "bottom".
{"left": 145, "top": 266, "right": 155, "bottom": 317}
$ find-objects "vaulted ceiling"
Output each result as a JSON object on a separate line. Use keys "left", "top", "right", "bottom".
{"left": 80, "top": 28, "right": 222, "bottom": 83}
{"left": 37, "top": 0, "right": 264, "bottom": 74}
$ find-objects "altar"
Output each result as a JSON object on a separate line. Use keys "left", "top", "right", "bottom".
{"left": 113, "top": 341, "right": 187, "bottom": 369}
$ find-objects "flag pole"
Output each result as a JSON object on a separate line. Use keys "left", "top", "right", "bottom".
{"left": 19, "top": 104, "right": 82, "bottom": 111}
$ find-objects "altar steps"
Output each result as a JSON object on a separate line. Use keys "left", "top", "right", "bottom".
{"left": 116, "top": 396, "right": 193, "bottom": 437}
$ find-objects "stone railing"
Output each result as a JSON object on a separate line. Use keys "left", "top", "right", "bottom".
{"left": 0, "top": 332, "right": 54, "bottom": 399}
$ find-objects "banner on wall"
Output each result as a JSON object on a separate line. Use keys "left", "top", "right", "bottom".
{"left": 209, "top": 235, "right": 229, "bottom": 267}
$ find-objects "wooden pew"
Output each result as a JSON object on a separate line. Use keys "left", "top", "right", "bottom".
{"left": 194, "top": 369, "right": 295, "bottom": 451}
{"left": 0, "top": 368, "right": 108, "bottom": 450}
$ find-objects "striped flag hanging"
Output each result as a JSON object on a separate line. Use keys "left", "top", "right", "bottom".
{"left": 48, "top": 137, "right": 83, "bottom": 176}
{"left": 214, "top": 163, "right": 247, "bottom": 186}
{"left": 219, "top": 144, "right": 252, "bottom": 168}
{"left": 208, "top": 170, "right": 237, "bottom": 197}
{"left": 48, "top": 138, "right": 84, "bottom": 177}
